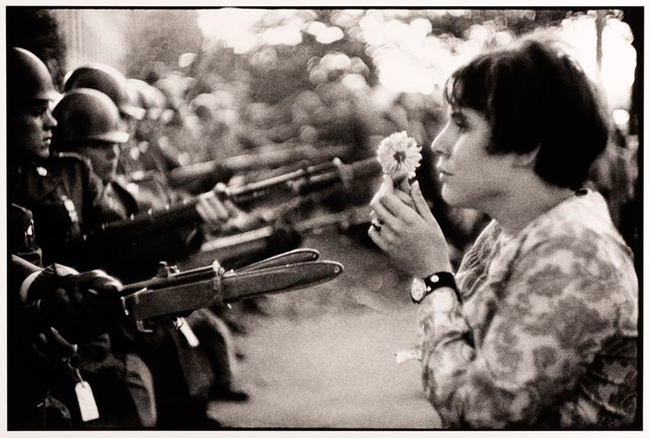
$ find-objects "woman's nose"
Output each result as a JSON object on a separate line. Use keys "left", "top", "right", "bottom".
{"left": 430, "top": 127, "right": 451, "bottom": 157}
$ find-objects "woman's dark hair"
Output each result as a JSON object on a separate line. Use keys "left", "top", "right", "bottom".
{"left": 443, "top": 34, "right": 609, "bottom": 190}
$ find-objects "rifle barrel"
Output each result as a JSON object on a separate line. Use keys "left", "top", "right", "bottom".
{"left": 78, "top": 156, "right": 380, "bottom": 250}
{"left": 168, "top": 144, "right": 349, "bottom": 188}
{"left": 226, "top": 156, "right": 380, "bottom": 201}
{"left": 225, "top": 144, "right": 349, "bottom": 173}
{"left": 225, "top": 160, "right": 337, "bottom": 201}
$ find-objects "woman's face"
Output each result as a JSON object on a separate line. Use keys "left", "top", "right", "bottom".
{"left": 431, "top": 106, "right": 514, "bottom": 211}
{"left": 78, "top": 142, "right": 120, "bottom": 183}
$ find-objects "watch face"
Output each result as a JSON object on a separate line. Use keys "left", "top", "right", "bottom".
{"left": 410, "top": 278, "right": 426, "bottom": 302}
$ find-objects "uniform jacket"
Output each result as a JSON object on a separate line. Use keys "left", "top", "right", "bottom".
{"left": 9, "top": 203, "right": 43, "bottom": 267}
{"left": 11, "top": 152, "right": 124, "bottom": 267}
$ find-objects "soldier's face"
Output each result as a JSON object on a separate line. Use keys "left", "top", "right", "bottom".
{"left": 10, "top": 99, "right": 57, "bottom": 160}
{"left": 79, "top": 143, "right": 120, "bottom": 183}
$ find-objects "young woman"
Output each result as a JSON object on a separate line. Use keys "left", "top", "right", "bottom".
{"left": 369, "top": 35, "right": 638, "bottom": 428}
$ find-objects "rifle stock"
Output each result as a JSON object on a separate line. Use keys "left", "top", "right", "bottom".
{"left": 184, "top": 205, "right": 372, "bottom": 270}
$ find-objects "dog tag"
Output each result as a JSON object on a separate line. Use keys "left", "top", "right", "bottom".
{"left": 177, "top": 317, "right": 200, "bottom": 347}
{"left": 75, "top": 380, "right": 99, "bottom": 422}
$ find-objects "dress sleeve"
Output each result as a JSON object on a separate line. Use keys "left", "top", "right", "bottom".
{"left": 418, "top": 234, "right": 622, "bottom": 428}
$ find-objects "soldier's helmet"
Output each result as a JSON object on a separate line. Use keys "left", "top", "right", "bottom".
{"left": 51, "top": 88, "right": 129, "bottom": 151}
{"left": 8, "top": 47, "right": 59, "bottom": 106}
{"left": 63, "top": 64, "right": 145, "bottom": 120}
{"left": 145, "top": 84, "right": 168, "bottom": 121}
{"left": 126, "top": 78, "right": 160, "bottom": 120}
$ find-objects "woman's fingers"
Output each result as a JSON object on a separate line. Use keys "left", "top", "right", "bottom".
{"left": 410, "top": 181, "right": 435, "bottom": 223}
{"left": 368, "top": 224, "right": 390, "bottom": 252}
{"left": 370, "top": 196, "right": 401, "bottom": 231}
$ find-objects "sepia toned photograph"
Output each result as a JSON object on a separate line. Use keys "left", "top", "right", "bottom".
{"left": 4, "top": 4, "right": 642, "bottom": 434}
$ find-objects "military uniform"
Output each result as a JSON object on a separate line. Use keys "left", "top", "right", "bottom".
{"left": 92, "top": 174, "right": 230, "bottom": 429}
{"left": 8, "top": 206, "right": 70, "bottom": 429}
{"left": 88, "top": 176, "right": 201, "bottom": 282}
{"left": 10, "top": 154, "right": 158, "bottom": 429}
{"left": 10, "top": 152, "right": 124, "bottom": 267}
{"left": 9, "top": 203, "right": 43, "bottom": 267}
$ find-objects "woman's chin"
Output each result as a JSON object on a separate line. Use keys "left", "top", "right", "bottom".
{"left": 440, "top": 187, "right": 459, "bottom": 207}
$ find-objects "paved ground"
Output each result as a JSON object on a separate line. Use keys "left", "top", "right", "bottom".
{"left": 208, "top": 228, "right": 441, "bottom": 429}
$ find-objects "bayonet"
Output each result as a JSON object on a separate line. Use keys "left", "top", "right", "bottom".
{"left": 120, "top": 249, "right": 343, "bottom": 327}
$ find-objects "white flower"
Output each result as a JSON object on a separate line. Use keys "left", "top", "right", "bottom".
{"left": 376, "top": 131, "right": 422, "bottom": 181}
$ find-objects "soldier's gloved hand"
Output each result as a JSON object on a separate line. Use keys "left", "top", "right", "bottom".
{"left": 25, "top": 264, "right": 124, "bottom": 344}
{"left": 268, "top": 219, "right": 302, "bottom": 253}
{"left": 32, "top": 327, "right": 78, "bottom": 370}
{"left": 197, "top": 188, "right": 265, "bottom": 234}
{"left": 196, "top": 189, "right": 233, "bottom": 233}
{"left": 224, "top": 209, "right": 266, "bottom": 234}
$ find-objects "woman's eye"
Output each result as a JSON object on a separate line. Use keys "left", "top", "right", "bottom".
{"left": 450, "top": 112, "right": 467, "bottom": 131}
{"left": 453, "top": 119, "right": 467, "bottom": 131}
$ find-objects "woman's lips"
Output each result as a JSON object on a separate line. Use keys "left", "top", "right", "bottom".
{"left": 438, "top": 168, "right": 453, "bottom": 182}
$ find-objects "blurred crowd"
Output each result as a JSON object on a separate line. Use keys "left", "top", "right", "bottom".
{"left": 7, "top": 43, "right": 639, "bottom": 431}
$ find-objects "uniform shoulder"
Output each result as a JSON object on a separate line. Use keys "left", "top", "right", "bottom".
{"left": 51, "top": 151, "right": 91, "bottom": 164}
{"left": 49, "top": 151, "right": 95, "bottom": 172}
{"left": 11, "top": 203, "right": 32, "bottom": 215}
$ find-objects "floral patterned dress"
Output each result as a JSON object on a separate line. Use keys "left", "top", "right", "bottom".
{"left": 418, "top": 190, "right": 638, "bottom": 428}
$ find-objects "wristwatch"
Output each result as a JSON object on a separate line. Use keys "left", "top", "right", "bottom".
{"left": 410, "top": 271, "right": 459, "bottom": 304}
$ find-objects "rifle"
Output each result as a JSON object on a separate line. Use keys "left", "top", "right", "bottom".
{"left": 165, "top": 143, "right": 351, "bottom": 191}
{"left": 120, "top": 248, "right": 343, "bottom": 331}
{"left": 74, "top": 157, "right": 381, "bottom": 251}
{"left": 182, "top": 205, "right": 373, "bottom": 270}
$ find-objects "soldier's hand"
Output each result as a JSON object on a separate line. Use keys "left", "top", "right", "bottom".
{"left": 223, "top": 210, "right": 266, "bottom": 233}
{"left": 30, "top": 266, "right": 124, "bottom": 344}
{"left": 197, "top": 190, "right": 266, "bottom": 234}
{"left": 268, "top": 219, "right": 302, "bottom": 252}
{"left": 196, "top": 190, "right": 233, "bottom": 232}
{"left": 32, "top": 327, "right": 78, "bottom": 369}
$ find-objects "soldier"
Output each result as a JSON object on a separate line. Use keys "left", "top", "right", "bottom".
{"left": 63, "top": 64, "right": 225, "bottom": 215}
{"left": 64, "top": 64, "right": 175, "bottom": 184}
{"left": 50, "top": 85, "right": 249, "bottom": 428}
{"left": 6, "top": 47, "right": 144, "bottom": 429}
{"left": 8, "top": 53, "right": 128, "bottom": 268}
{"left": 8, "top": 203, "right": 126, "bottom": 430}
{"left": 127, "top": 78, "right": 182, "bottom": 175}
{"left": 63, "top": 63, "right": 145, "bottom": 129}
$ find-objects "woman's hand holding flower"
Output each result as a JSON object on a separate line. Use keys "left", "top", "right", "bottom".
{"left": 369, "top": 175, "right": 451, "bottom": 278}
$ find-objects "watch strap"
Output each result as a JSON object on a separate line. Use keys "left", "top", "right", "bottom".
{"left": 423, "top": 271, "right": 460, "bottom": 301}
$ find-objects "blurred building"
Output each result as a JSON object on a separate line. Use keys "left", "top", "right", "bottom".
{"left": 52, "top": 9, "right": 129, "bottom": 73}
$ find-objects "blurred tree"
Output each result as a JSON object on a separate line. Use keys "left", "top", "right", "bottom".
{"left": 195, "top": 8, "right": 630, "bottom": 105}
{"left": 6, "top": 7, "right": 67, "bottom": 88}
{"left": 123, "top": 9, "right": 203, "bottom": 81}
{"left": 196, "top": 9, "right": 376, "bottom": 105}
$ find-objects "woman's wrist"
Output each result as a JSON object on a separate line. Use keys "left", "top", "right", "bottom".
{"left": 416, "top": 258, "right": 452, "bottom": 278}
{"left": 422, "top": 287, "right": 458, "bottom": 313}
